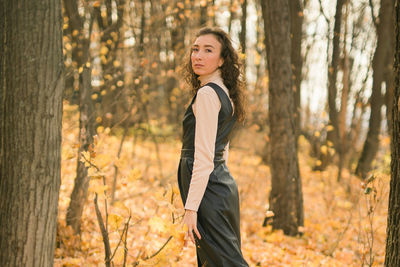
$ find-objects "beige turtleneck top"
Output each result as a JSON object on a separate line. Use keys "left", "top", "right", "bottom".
{"left": 184, "top": 69, "right": 234, "bottom": 212}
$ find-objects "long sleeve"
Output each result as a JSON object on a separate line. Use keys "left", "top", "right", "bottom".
{"left": 184, "top": 86, "right": 221, "bottom": 211}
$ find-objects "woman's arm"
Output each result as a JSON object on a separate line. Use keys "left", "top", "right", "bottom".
{"left": 184, "top": 86, "right": 220, "bottom": 211}
{"left": 182, "top": 86, "right": 220, "bottom": 244}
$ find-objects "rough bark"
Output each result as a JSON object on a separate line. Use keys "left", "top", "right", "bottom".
{"left": 356, "top": 0, "right": 394, "bottom": 179}
{"left": 0, "top": 0, "right": 64, "bottom": 265}
{"left": 261, "top": 0, "right": 304, "bottom": 236}
{"left": 66, "top": 65, "right": 96, "bottom": 234}
{"left": 64, "top": 0, "right": 97, "bottom": 234}
{"left": 384, "top": 1, "right": 400, "bottom": 264}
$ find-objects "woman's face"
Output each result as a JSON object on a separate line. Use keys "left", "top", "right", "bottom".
{"left": 191, "top": 34, "right": 224, "bottom": 76}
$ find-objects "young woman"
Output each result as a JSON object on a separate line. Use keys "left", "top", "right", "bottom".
{"left": 177, "top": 27, "right": 249, "bottom": 267}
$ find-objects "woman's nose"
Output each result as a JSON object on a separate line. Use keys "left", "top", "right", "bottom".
{"left": 192, "top": 51, "right": 203, "bottom": 61}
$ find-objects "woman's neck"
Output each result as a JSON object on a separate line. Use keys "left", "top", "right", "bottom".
{"left": 198, "top": 69, "right": 223, "bottom": 86}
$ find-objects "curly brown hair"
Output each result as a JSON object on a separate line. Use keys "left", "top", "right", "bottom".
{"left": 183, "top": 27, "right": 246, "bottom": 123}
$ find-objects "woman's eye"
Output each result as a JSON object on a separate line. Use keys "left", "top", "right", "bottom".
{"left": 192, "top": 47, "right": 199, "bottom": 52}
{"left": 206, "top": 49, "right": 212, "bottom": 52}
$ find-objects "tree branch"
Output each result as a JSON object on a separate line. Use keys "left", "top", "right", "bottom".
{"left": 94, "top": 193, "right": 112, "bottom": 267}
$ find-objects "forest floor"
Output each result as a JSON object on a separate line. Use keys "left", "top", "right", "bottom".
{"left": 55, "top": 104, "right": 391, "bottom": 267}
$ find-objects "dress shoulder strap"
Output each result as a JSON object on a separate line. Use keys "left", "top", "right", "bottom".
{"left": 204, "top": 82, "right": 234, "bottom": 116}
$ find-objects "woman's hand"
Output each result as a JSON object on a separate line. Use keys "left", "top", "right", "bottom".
{"left": 182, "top": 209, "right": 202, "bottom": 245}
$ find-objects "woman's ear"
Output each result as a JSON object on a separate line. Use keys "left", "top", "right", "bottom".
{"left": 218, "top": 58, "right": 224, "bottom": 68}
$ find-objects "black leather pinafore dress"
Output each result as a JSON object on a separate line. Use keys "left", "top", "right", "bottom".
{"left": 177, "top": 82, "right": 249, "bottom": 267}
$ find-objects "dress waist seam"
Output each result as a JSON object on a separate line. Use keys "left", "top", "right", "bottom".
{"left": 180, "top": 148, "right": 225, "bottom": 161}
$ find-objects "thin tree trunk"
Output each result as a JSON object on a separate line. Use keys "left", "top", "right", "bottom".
{"left": 315, "top": 0, "right": 345, "bottom": 171}
{"left": 384, "top": 2, "right": 400, "bottom": 264}
{"left": 228, "top": 0, "right": 235, "bottom": 34}
{"left": 64, "top": 0, "right": 97, "bottom": 234}
{"left": 0, "top": 0, "right": 64, "bottom": 265}
{"left": 289, "top": 0, "right": 304, "bottom": 143}
{"left": 200, "top": 0, "right": 208, "bottom": 26}
{"left": 346, "top": 89, "right": 367, "bottom": 170}
{"left": 66, "top": 64, "right": 96, "bottom": 234}
{"left": 386, "top": 59, "right": 395, "bottom": 140}
{"left": 239, "top": 0, "right": 247, "bottom": 56}
{"left": 356, "top": 0, "right": 394, "bottom": 179}
{"left": 337, "top": 1, "right": 350, "bottom": 181}
{"left": 95, "top": 0, "right": 127, "bottom": 127}
{"left": 385, "top": 11, "right": 395, "bottom": 147}
{"left": 261, "top": 0, "right": 304, "bottom": 236}
{"left": 327, "top": 0, "right": 345, "bottom": 148}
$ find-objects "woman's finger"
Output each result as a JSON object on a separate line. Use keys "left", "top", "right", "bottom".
{"left": 188, "top": 229, "right": 195, "bottom": 244}
{"left": 193, "top": 226, "right": 202, "bottom": 240}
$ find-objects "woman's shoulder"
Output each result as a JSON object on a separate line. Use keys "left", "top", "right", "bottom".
{"left": 200, "top": 82, "right": 231, "bottom": 102}
{"left": 197, "top": 84, "right": 219, "bottom": 98}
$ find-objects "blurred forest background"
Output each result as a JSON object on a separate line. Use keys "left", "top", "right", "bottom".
{"left": 1, "top": 0, "right": 400, "bottom": 266}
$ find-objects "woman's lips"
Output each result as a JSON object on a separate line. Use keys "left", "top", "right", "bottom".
{"left": 193, "top": 64, "right": 204, "bottom": 68}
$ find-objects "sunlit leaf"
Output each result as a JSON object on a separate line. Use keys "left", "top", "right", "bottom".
{"left": 149, "top": 216, "right": 166, "bottom": 233}
{"left": 108, "top": 213, "right": 123, "bottom": 230}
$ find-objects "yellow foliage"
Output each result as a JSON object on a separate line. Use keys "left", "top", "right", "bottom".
{"left": 113, "top": 60, "right": 121, "bottom": 67}
{"left": 60, "top": 258, "right": 82, "bottom": 266}
{"left": 326, "top": 125, "right": 334, "bottom": 131}
{"left": 80, "top": 151, "right": 91, "bottom": 167}
{"left": 57, "top": 104, "right": 389, "bottom": 267}
{"left": 93, "top": 153, "right": 112, "bottom": 169}
{"left": 149, "top": 216, "right": 166, "bottom": 233}
{"left": 100, "top": 46, "right": 108, "bottom": 55}
{"left": 108, "top": 213, "right": 123, "bottom": 231}
{"left": 88, "top": 184, "right": 108, "bottom": 195}
{"left": 126, "top": 169, "right": 142, "bottom": 182}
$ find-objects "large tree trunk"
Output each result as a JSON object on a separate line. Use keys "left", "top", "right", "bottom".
{"left": 0, "top": 0, "right": 64, "bottom": 265}
{"left": 356, "top": 0, "right": 394, "bottom": 179}
{"left": 384, "top": 1, "right": 400, "bottom": 264}
{"left": 64, "top": 0, "right": 97, "bottom": 234}
{"left": 261, "top": 0, "right": 304, "bottom": 236}
{"left": 289, "top": 0, "right": 304, "bottom": 143}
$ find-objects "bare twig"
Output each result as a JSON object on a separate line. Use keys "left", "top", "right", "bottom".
{"left": 143, "top": 236, "right": 173, "bottom": 260}
{"left": 81, "top": 152, "right": 110, "bottom": 235}
{"left": 325, "top": 199, "right": 358, "bottom": 256}
{"left": 110, "top": 215, "right": 131, "bottom": 261}
{"left": 318, "top": 0, "right": 330, "bottom": 26}
{"left": 94, "top": 193, "right": 112, "bottom": 267}
{"left": 111, "top": 125, "right": 129, "bottom": 204}
{"left": 123, "top": 216, "right": 130, "bottom": 267}
{"left": 368, "top": 0, "right": 378, "bottom": 28}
